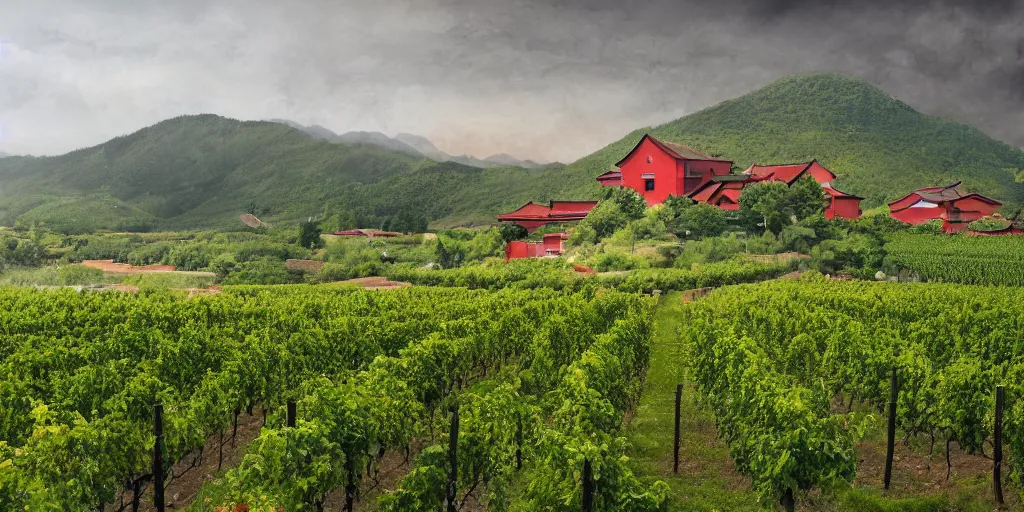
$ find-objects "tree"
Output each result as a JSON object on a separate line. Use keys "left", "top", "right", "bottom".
{"left": 298, "top": 218, "right": 324, "bottom": 249}
{"left": 577, "top": 201, "right": 626, "bottom": 240}
{"left": 738, "top": 181, "right": 790, "bottom": 235}
{"left": 671, "top": 203, "right": 727, "bottom": 239}
{"left": 498, "top": 223, "right": 528, "bottom": 244}
{"left": 435, "top": 235, "right": 466, "bottom": 269}
{"left": 602, "top": 186, "right": 647, "bottom": 221}
{"left": 786, "top": 175, "right": 827, "bottom": 220}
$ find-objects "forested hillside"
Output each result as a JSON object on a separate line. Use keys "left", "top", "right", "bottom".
{"left": 0, "top": 115, "right": 593, "bottom": 232}
{"left": 565, "top": 73, "right": 1024, "bottom": 211}
{"left": 2, "top": 72, "right": 1021, "bottom": 233}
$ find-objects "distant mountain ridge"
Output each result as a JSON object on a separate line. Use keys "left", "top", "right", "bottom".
{"left": 1, "top": 73, "right": 1020, "bottom": 233}
{"left": 0, "top": 114, "right": 582, "bottom": 233}
{"left": 269, "top": 119, "right": 545, "bottom": 169}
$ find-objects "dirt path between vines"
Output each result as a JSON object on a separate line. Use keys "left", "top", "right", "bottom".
{"left": 105, "top": 411, "right": 264, "bottom": 512}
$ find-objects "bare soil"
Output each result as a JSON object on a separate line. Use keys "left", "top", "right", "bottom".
{"left": 105, "top": 411, "right": 265, "bottom": 512}
{"left": 336, "top": 276, "right": 412, "bottom": 290}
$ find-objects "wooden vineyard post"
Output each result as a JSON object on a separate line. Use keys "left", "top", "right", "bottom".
{"left": 884, "top": 368, "right": 897, "bottom": 490}
{"left": 515, "top": 416, "right": 523, "bottom": 470}
{"left": 582, "top": 458, "right": 594, "bottom": 512}
{"left": 994, "top": 385, "right": 1005, "bottom": 505}
{"left": 781, "top": 488, "right": 795, "bottom": 512}
{"left": 153, "top": 403, "right": 165, "bottom": 512}
{"left": 446, "top": 404, "right": 459, "bottom": 512}
{"left": 287, "top": 401, "right": 297, "bottom": 428}
{"left": 674, "top": 383, "right": 682, "bottom": 473}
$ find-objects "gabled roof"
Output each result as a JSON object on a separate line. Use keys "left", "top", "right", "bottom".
{"left": 688, "top": 177, "right": 753, "bottom": 203}
{"left": 888, "top": 182, "right": 1001, "bottom": 211}
{"left": 743, "top": 160, "right": 837, "bottom": 185}
{"left": 614, "top": 134, "right": 732, "bottom": 167}
{"left": 549, "top": 200, "right": 599, "bottom": 217}
{"left": 823, "top": 183, "right": 863, "bottom": 200}
{"left": 497, "top": 201, "right": 552, "bottom": 220}
{"left": 596, "top": 170, "right": 622, "bottom": 182}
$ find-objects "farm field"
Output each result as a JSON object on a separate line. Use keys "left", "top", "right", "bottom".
{"left": 654, "top": 276, "right": 1024, "bottom": 511}
{"left": 884, "top": 234, "right": 1024, "bottom": 286}
{"left": 626, "top": 289, "right": 1019, "bottom": 511}
{"left": 0, "top": 284, "right": 664, "bottom": 511}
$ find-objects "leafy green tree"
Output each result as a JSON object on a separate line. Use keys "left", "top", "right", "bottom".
{"left": 672, "top": 203, "right": 728, "bottom": 239}
{"left": 498, "top": 223, "right": 528, "bottom": 244}
{"left": 787, "top": 175, "right": 827, "bottom": 220}
{"left": 576, "top": 201, "right": 626, "bottom": 240}
{"left": 602, "top": 186, "right": 646, "bottom": 221}
{"left": 435, "top": 235, "right": 466, "bottom": 268}
{"left": 298, "top": 218, "right": 324, "bottom": 249}
{"left": 466, "top": 228, "right": 505, "bottom": 261}
{"left": 738, "top": 181, "right": 790, "bottom": 235}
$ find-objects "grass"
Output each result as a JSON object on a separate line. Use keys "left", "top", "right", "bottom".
{"left": 627, "top": 291, "right": 1015, "bottom": 511}
{"left": 626, "top": 291, "right": 760, "bottom": 511}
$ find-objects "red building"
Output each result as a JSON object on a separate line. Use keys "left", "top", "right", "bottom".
{"left": 888, "top": 182, "right": 1001, "bottom": 233}
{"left": 683, "top": 160, "right": 863, "bottom": 219}
{"left": 505, "top": 232, "right": 569, "bottom": 262}
{"left": 823, "top": 185, "right": 864, "bottom": 220}
{"left": 687, "top": 175, "right": 760, "bottom": 211}
{"left": 743, "top": 160, "right": 837, "bottom": 185}
{"left": 497, "top": 200, "right": 598, "bottom": 232}
{"left": 601, "top": 134, "right": 733, "bottom": 205}
{"left": 596, "top": 170, "right": 622, "bottom": 187}
{"left": 744, "top": 160, "right": 862, "bottom": 220}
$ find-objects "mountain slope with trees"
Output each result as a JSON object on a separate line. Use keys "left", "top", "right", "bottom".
{"left": 1, "top": 72, "right": 1021, "bottom": 233}
{"left": 565, "top": 72, "right": 1024, "bottom": 212}
{"left": 0, "top": 115, "right": 591, "bottom": 232}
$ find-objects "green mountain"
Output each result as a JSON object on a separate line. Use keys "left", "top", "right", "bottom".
{"left": 2, "top": 73, "right": 1021, "bottom": 233}
{"left": 0, "top": 114, "right": 591, "bottom": 233}
{"left": 565, "top": 72, "right": 1024, "bottom": 211}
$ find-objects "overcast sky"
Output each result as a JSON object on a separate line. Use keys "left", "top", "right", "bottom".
{"left": 1, "top": 0, "right": 1022, "bottom": 162}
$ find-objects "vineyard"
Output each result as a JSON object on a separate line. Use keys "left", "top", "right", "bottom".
{"left": 386, "top": 258, "right": 792, "bottom": 292}
{"left": 884, "top": 234, "right": 1024, "bottom": 286}
{"left": 679, "top": 275, "right": 1024, "bottom": 509}
{"left": 0, "top": 285, "right": 666, "bottom": 511}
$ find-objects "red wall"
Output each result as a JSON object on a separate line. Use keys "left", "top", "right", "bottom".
{"left": 826, "top": 197, "right": 862, "bottom": 220}
{"left": 619, "top": 138, "right": 678, "bottom": 206}
{"left": 542, "top": 235, "right": 565, "bottom": 254}
{"left": 618, "top": 138, "right": 730, "bottom": 206}
{"left": 684, "top": 160, "right": 731, "bottom": 196}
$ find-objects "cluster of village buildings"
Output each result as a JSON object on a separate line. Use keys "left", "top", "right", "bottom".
{"left": 499, "top": 134, "right": 1009, "bottom": 260}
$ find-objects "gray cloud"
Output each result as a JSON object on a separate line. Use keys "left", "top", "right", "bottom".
{"left": 0, "top": 0, "right": 1022, "bottom": 162}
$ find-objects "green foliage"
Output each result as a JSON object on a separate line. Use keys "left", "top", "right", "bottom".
{"left": 465, "top": 228, "right": 505, "bottom": 262}
{"left": 670, "top": 202, "right": 728, "bottom": 239}
{"left": 601, "top": 186, "right": 646, "bottom": 220}
{"left": 576, "top": 200, "right": 626, "bottom": 240}
{"left": 674, "top": 235, "right": 746, "bottom": 267}
{"left": 564, "top": 73, "right": 1024, "bottom": 212}
{"left": 680, "top": 279, "right": 1024, "bottom": 507}
{"left": 499, "top": 223, "right": 529, "bottom": 243}
{"left": 591, "top": 251, "right": 649, "bottom": 272}
{"left": 808, "top": 232, "right": 885, "bottom": 277}
{"left": 738, "top": 181, "right": 791, "bottom": 234}
{"left": 219, "top": 258, "right": 302, "bottom": 285}
{"left": 884, "top": 233, "right": 1024, "bottom": 285}
{"left": 297, "top": 219, "right": 323, "bottom": 249}
{"left": 788, "top": 175, "right": 828, "bottom": 219}
{"left": 435, "top": 235, "right": 467, "bottom": 269}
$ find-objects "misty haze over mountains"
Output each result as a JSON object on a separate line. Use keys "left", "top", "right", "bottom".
{"left": 268, "top": 119, "right": 548, "bottom": 169}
